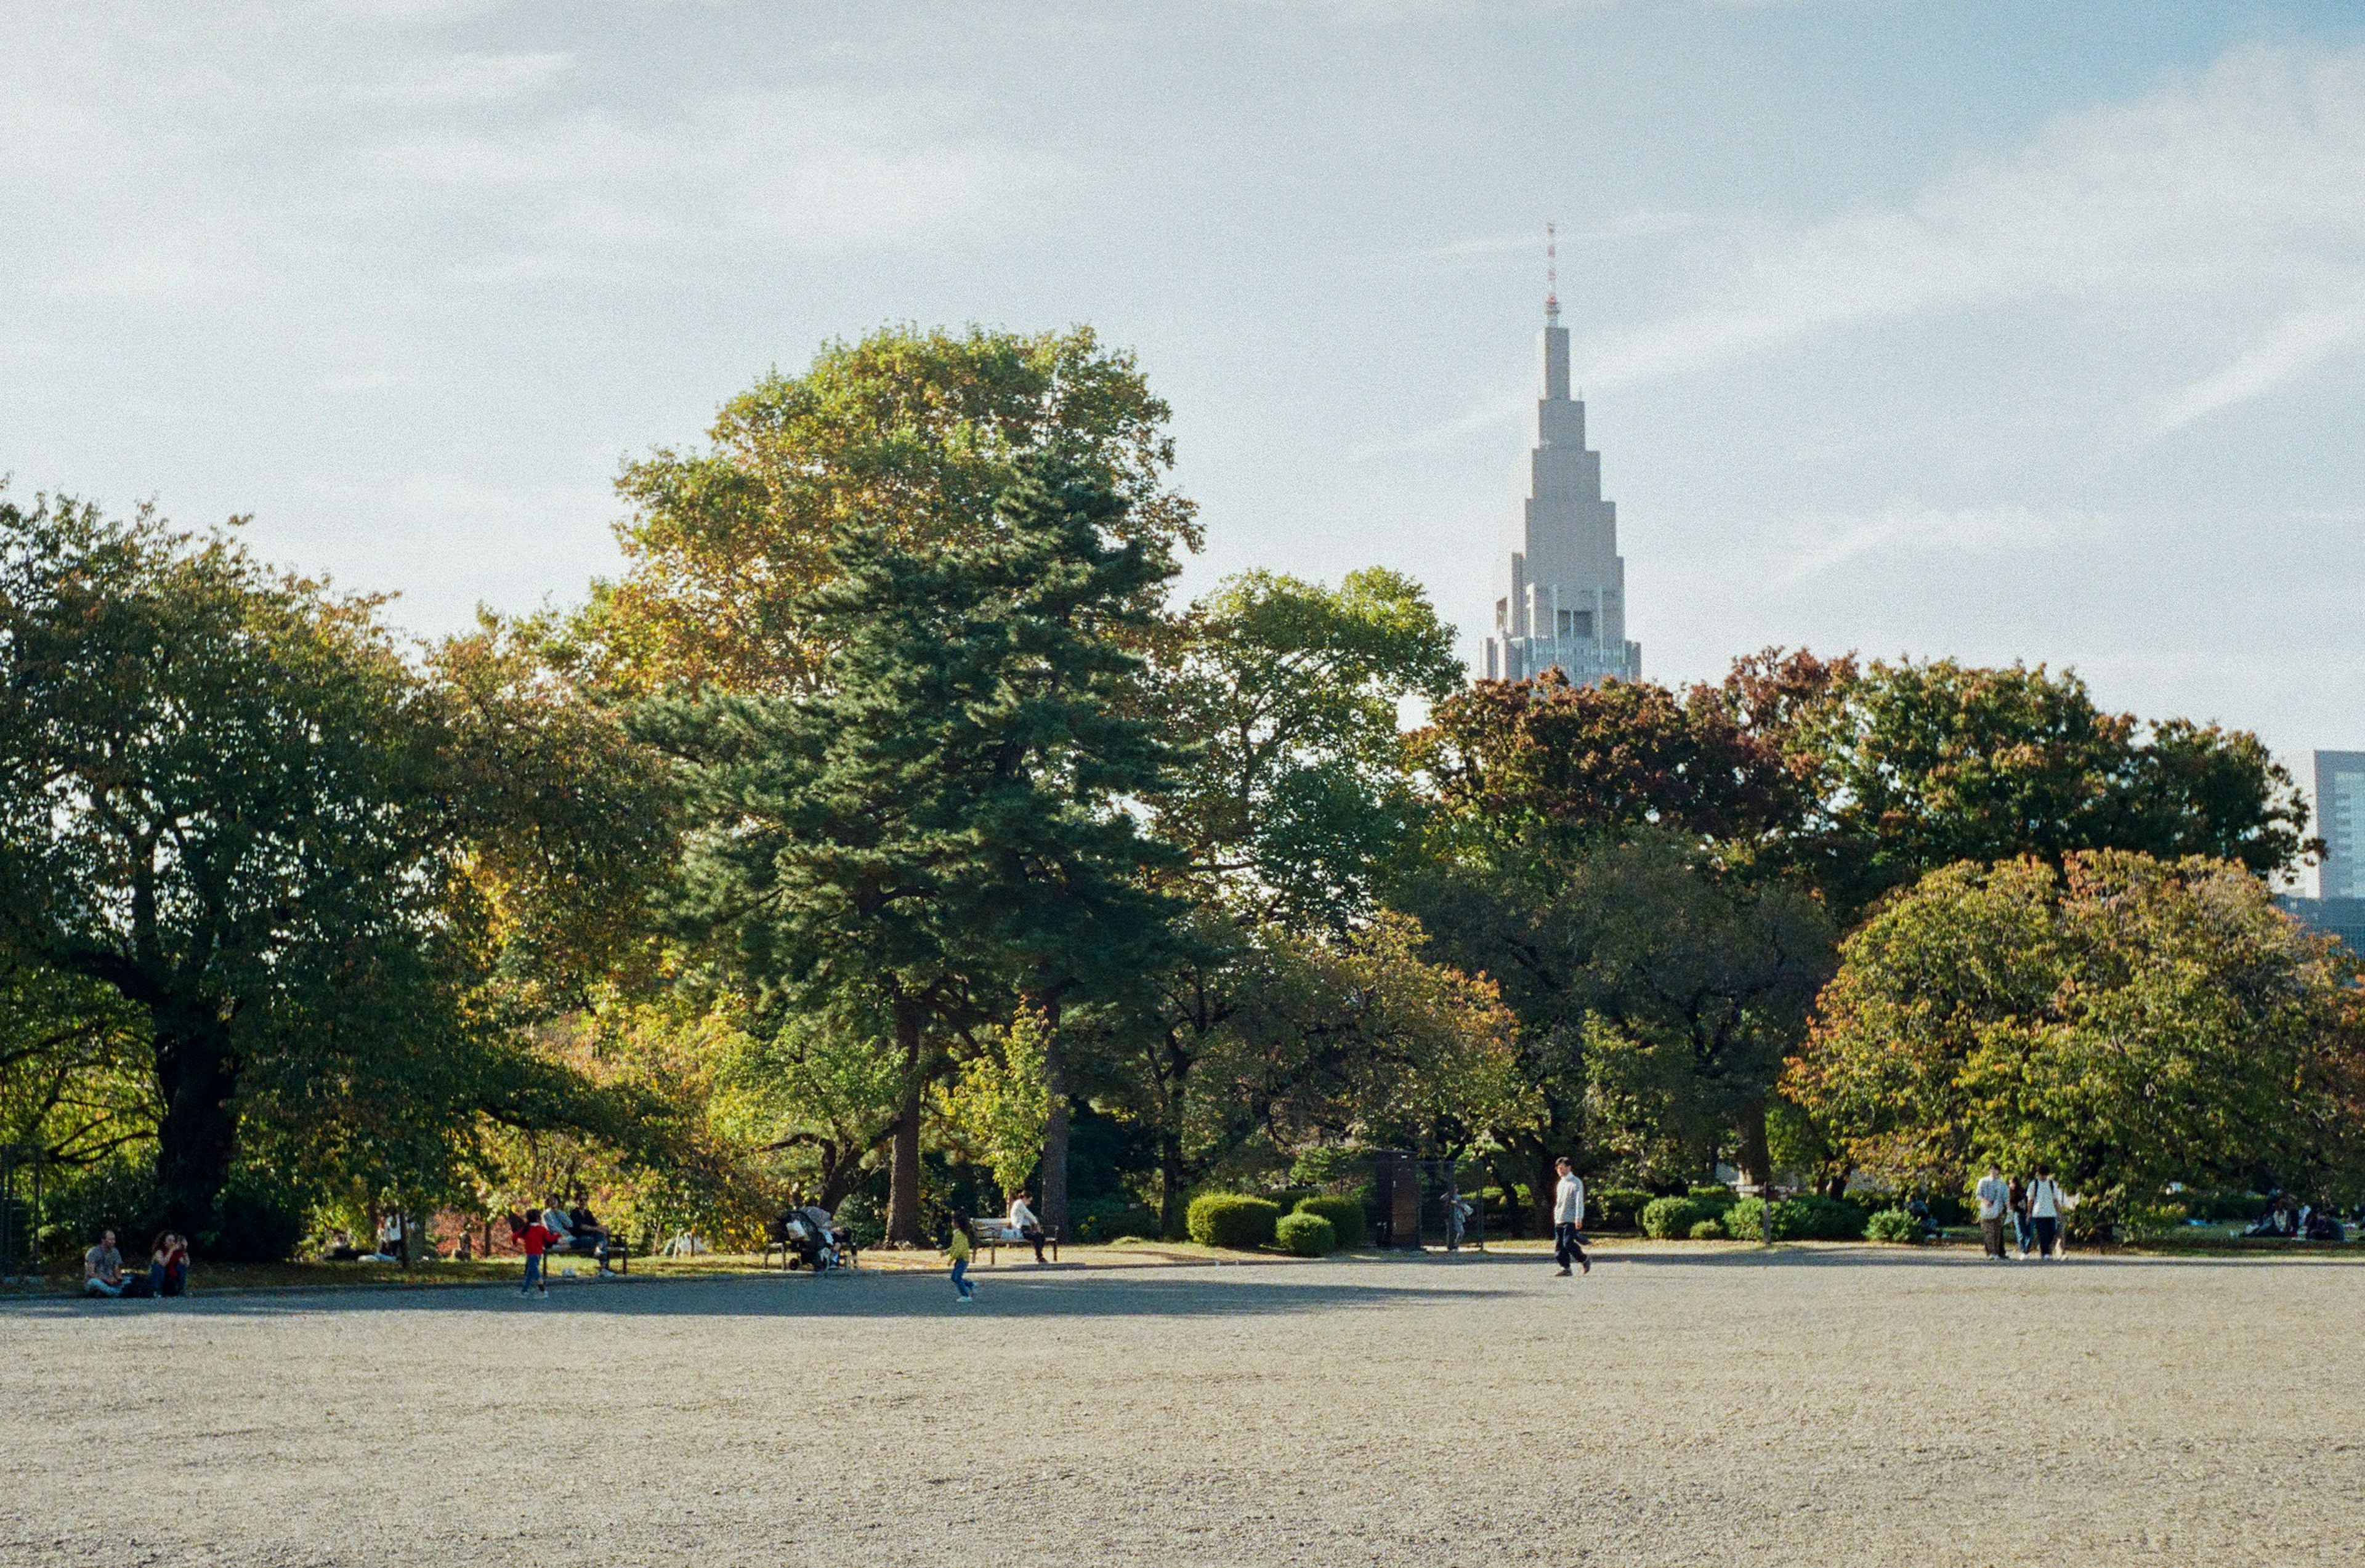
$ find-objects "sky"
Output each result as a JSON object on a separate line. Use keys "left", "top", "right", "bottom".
{"left": 6, "top": 1, "right": 2364, "bottom": 852}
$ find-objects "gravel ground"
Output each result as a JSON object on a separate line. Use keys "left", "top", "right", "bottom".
{"left": 4, "top": 1243, "right": 2361, "bottom": 1566}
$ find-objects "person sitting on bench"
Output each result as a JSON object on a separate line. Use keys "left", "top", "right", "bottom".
{"left": 83, "top": 1231, "right": 126, "bottom": 1298}
{"left": 1006, "top": 1190, "right": 1048, "bottom": 1263}
{"left": 567, "top": 1194, "right": 614, "bottom": 1271}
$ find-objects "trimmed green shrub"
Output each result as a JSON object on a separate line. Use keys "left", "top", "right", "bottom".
{"left": 1275, "top": 1212, "right": 1337, "bottom": 1256}
{"left": 1864, "top": 1207, "right": 1924, "bottom": 1244}
{"left": 1593, "top": 1189, "right": 1654, "bottom": 1231}
{"left": 1687, "top": 1184, "right": 1738, "bottom": 1211}
{"left": 1070, "top": 1198, "right": 1162, "bottom": 1244}
{"left": 1688, "top": 1216, "right": 1726, "bottom": 1240}
{"left": 1640, "top": 1196, "right": 1708, "bottom": 1239}
{"left": 1722, "top": 1194, "right": 1872, "bottom": 1242}
{"left": 1784, "top": 1194, "right": 1870, "bottom": 1240}
{"left": 1293, "top": 1195, "right": 1366, "bottom": 1247}
{"left": 1187, "top": 1193, "right": 1282, "bottom": 1250}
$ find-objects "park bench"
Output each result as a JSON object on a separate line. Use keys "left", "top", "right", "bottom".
{"left": 966, "top": 1218, "right": 1059, "bottom": 1265}
{"left": 548, "top": 1232, "right": 629, "bottom": 1275}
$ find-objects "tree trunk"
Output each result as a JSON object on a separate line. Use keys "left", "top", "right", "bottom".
{"left": 885, "top": 1000, "right": 926, "bottom": 1246}
{"left": 1159, "top": 1130, "right": 1187, "bottom": 1241}
{"left": 152, "top": 1021, "right": 241, "bottom": 1236}
{"left": 1039, "top": 1016, "right": 1069, "bottom": 1240}
{"left": 1735, "top": 1098, "right": 1773, "bottom": 1194}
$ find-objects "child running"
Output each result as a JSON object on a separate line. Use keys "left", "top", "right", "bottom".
{"left": 518, "top": 1207, "right": 552, "bottom": 1298}
{"left": 948, "top": 1211, "right": 976, "bottom": 1302}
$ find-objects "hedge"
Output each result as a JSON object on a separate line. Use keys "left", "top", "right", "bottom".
{"left": 1640, "top": 1196, "right": 1710, "bottom": 1239}
{"left": 1187, "top": 1194, "right": 1282, "bottom": 1250}
{"left": 1725, "top": 1194, "right": 1872, "bottom": 1242}
{"left": 1863, "top": 1207, "right": 1924, "bottom": 1244}
{"left": 1687, "top": 1216, "right": 1726, "bottom": 1240}
{"left": 1293, "top": 1195, "right": 1366, "bottom": 1247}
{"left": 1593, "top": 1189, "right": 1655, "bottom": 1231}
{"left": 1275, "top": 1212, "right": 1337, "bottom": 1256}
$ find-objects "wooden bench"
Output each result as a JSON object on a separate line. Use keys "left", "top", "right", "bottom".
{"left": 967, "top": 1218, "right": 1059, "bottom": 1265}
{"left": 548, "top": 1233, "right": 628, "bottom": 1274}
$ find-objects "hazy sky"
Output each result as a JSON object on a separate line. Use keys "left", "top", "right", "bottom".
{"left": 7, "top": 2, "right": 2364, "bottom": 786}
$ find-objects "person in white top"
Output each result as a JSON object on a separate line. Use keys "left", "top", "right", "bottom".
{"left": 1551, "top": 1157, "right": 1588, "bottom": 1277}
{"left": 2025, "top": 1165, "right": 2065, "bottom": 1259}
{"left": 1006, "top": 1191, "right": 1047, "bottom": 1264}
{"left": 1974, "top": 1165, "right": 2011, "bottom": 1261}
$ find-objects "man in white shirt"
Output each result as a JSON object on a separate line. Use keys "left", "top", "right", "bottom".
{"left": 1006, "top": 1191, "right": 1047, "bottom": 1264}
{"left": 1551, "top": 1158, "right": 1588, "bottom": 1278}
{"left": 1975, "top": 1165, "right": 2011, "bottom": 1261}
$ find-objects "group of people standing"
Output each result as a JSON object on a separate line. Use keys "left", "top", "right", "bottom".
{"left": 1974, "top": 1163, "right": 2067, "bottom": 1260}
{"left": 81, "top": 1229, "right": 189, "bottom": 1298}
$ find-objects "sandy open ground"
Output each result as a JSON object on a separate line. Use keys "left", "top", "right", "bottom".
{"left": 4, "top": 1243, "right": 2361, "bottom": 1566}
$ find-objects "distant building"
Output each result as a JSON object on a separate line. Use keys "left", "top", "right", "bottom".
{"left": 1482, "top": 237, "right": 1641, "bottom": 688}
{"left": 2274, "top": 895, "right": 2365, "bottom": 959}
{"left": 2316, "top": 750, "right": 2365, "bottom": 899}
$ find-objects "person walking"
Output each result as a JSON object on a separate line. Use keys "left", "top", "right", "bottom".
{"left": 2007, "top": 1176, "right": 2032, "bottom": 1258}
{"left": 2026, "top": 1165, "right": 2065, "bottom": 1259}
{"left": 948, "top": 1212, "right": 976, "bottom": 1303}
{"left": 517, "top": 1208, "right": 552, "bottom": 1297}
{"left": 1975, "top": 1164, "right": 2011, "bottom": 1261}
{"left": 1551, "top": 1157, "right": 1589, "bottom": 1277}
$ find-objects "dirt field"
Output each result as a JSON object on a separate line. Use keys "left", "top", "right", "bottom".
{"left": 4, "top": 1243, "right": 2360, "bottom": 1566}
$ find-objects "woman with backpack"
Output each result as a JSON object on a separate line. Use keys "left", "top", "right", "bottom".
{"left": 2026, "top": 1166, "right": 2066, "bottom": 1259}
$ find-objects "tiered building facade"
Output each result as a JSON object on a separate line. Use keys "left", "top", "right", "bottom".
{"left": 1482, "top": 285, "right": 1641, "bottom": 687}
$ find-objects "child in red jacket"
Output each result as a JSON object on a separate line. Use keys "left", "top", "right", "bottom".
{"left": 518, "top": 1211, "right": 552, "bottom": 1297}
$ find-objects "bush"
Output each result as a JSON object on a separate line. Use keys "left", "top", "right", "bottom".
{"left": 1640, "top": 1196, "right": 1709, "bottom": 1239}
{"left": 1864, "top": 1207, "right": 1924, "bottom": 1244}
{"left": 1293, "top": 1195, "right": 1366, "bottom": 1247}
{"left": 1592, "top": 1189, "right": 1655, "bottom": 1231}
{"left": 1688, "top": 1216, "right": 1726, "bottom": 1240}
{"left": 1187, "top": 1193, "right": 1281, "bottom": 1250}
{"left": 1275, "top": 1212, "right": 1337, "bottom": 1256}
{"left": 1687, "top": 1184, "right": 1738, "bottom": 1211}
{"left": 208, "top": 1178, "right": 307, "bottom": 1264}
{"left": 1721, "top": 1194, "right": 1871, "bottom": 1242}
{"left": 1069, "top": 1197, "right": 1162, "bottom": 1244}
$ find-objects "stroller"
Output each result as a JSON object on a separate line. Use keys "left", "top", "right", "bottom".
{"left": 779, "top": 1206, "right": 857, "bottom": 1272}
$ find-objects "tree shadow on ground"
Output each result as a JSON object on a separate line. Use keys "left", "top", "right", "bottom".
{"left": 1, "top": 1269, "right": 1519, "bottom": 1322}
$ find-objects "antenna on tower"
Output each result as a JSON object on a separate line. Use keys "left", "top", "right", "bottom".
{"left": 1545, "top": 221, "right": 1559, "bottom": 323}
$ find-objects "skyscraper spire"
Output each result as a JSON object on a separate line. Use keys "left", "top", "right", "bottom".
{"left": 1545, "top": 221, "right": 1559, "bottom": 324}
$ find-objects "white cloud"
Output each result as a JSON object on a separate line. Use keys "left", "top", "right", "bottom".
{"left": 355, "top": 51, "right": 573, "bottom": 104}
{"left": 372, "top": 90, "right": 1061, "bottom": 254}
{"left": 1589, "top": 44, "right": 2365, "bottom": 431}
{"left": 1768, "top": 504, "right": 2091, "bottom": 589}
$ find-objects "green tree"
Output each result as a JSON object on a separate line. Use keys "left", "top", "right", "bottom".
{"left": 636, "top": 456, "right": 1187, "bottom": 1242}
{"left": 571, "top": 323, "right": 1198, "bottom": 697}
{"left": 1152, "top": 567, "right": 1462, "bottom": 924}
{"left": 0, "top": 494, "right": 655, "bottom": 1235}
{"left": 1789, "top": 851, "right": 2365, "bottom": 1232}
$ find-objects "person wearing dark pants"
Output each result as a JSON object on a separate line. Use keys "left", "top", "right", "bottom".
{"left": 1008, "top": 1191, "right": 1047, "bottom": 1264}
{"left": 2027, "top": 1165, "right": 2065, "bottom": 1259}
{"left": 1551, "top": 1157, "right": 1589, "bottom": 1277}
{"left": 1975, "top": 1165, "right": 2011, "bottom": 1260}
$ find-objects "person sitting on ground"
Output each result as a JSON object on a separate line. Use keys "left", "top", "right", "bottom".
{"left": 1006, "top": 1190, "right": 1048, "bottom": 1263}
{"left": 1905, "top": 1195, "right": 1939, "bottom": 1239}
{"left": 83, "top": 1230, "right": 126, "bottom": 1298}
{"left": 148, "top": 1232, "right": 190, "bottom": 1297}
{"left": 2303, "top": 1206, "right": 2347, "bottom": 1242}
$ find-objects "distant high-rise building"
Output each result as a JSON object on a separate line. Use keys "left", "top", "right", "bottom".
{"left": 1482, "top": 233, "right": 1640, "bottom": 688}
{"left": 2317, "top": 750, "right": 2365, "bottom": 898}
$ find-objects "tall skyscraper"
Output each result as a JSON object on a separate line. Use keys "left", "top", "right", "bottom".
{"left": 1482, "top": 235, "right": 1641, "bottom": 687}
{"left": 2316, "top": 750, "right": 2365, "bottom": 897}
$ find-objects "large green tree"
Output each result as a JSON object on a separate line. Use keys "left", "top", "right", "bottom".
{"left": 0, "top": 495, "right": 659, "bottom": 1234}
{"left": 1789, "top": 851, "right": 2365, "bottom": 1231}
{"left": 637, "top": 456, "right": 1188, "bottom": 1242}
{"left": 571, "top": 323, "right": 1198, "bottom": 697}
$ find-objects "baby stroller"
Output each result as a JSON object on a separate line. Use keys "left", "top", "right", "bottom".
{"left": 783, "top": 1206, "right": 857, "bottom": 1272}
